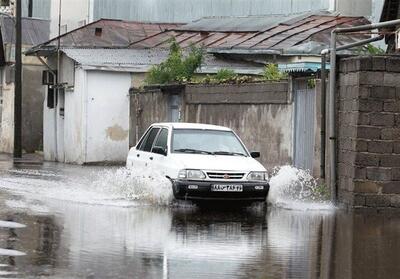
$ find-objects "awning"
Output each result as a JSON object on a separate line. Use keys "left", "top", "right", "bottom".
{"left": 278, "top": 62, "right": 330, "bottom": 73}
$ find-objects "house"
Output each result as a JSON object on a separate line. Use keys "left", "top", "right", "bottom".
{"left": 14, "top": 0, "right": 381, "bottom": 38}
{"left": 27, "top": 19, "right": 264, "bottom": 164}
{"left": 26, "top": 13, "right": 374, "bottom": 169}
{"left": 380, "top": 0, "right": 400, "bottom": 52}
{"left": 0, "top": 16, "right": 49, "bottom": 153}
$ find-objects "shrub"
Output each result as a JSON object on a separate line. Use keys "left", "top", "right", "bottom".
{"left": 263, "top": 64, "right": 287, "bottom": 81}
{"left": 145, "top": 39, "right": 203, "bottom": 85}
{"left": 214, "top": 69, "right": 237, "bottom": 81}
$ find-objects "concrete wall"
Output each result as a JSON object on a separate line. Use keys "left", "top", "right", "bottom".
{"left": 337, "top": 56, "right": 400, "bottom": 209}
{"left": 49, "top": 0, "right": 89, "bottom": 37}
{"left": 44, "top": 54, "right": 131, "bottom": 164}
{"left": 0, "top": 63, "right": 45, "bottom": 154}
{"left": 130, "top": 82, "right": 293, "bottom": 169}
{"left": 85, "top": 71, "right": 130, "bottom": 163}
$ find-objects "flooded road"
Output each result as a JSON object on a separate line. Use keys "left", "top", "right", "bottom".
{"left": 0, "top": 160, "right": 399, "bottom": 278}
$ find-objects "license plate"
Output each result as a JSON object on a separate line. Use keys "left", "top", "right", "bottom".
{"left": 211, "top": 184, "right": 243, "bottom": 192}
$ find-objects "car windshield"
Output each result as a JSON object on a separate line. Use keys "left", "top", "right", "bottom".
{"left": 172, "top": 129, "right": 248, "bottom": 156}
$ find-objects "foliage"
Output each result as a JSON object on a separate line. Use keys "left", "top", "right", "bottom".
{"left": 263, "top": 64, "right": 288, "bottom": 81}
{"left": 145, "top": 39, "right": 204, "bottom": 85}
{"left": 356, "top": 43, "right": 385, "bottom": 55}
{"left": 365, "top": 44, "right": 385, "bottom": 55}
{"left": 214, "top": 68, "right": 237, "bottom": 81}
{"left": 307, "top": 78, "right": 316, "bottom": 89}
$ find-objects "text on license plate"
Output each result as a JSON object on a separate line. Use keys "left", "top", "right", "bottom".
{"left": 211, "top": 184, "right": 243, "bottom": 192}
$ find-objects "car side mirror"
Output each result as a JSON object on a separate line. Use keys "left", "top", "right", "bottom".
{"left": 250, "top": 152, "right": 260, "bottom": 158}
{"left": 153, "top": 146, "right": 167, "bottom": 156}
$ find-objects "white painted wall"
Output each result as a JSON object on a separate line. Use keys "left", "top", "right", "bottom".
{"left": 43, "top": 54, "right": 131, "bottom": 164}
{"left": 43, "top": 86, "right": 56, "bottom": 161}
{"left": 85, "top": 71, "right": 130, "bottom": 163}
{"left": 50, "top": 0, "right": 90, "bottom": 37}
{"left": 0, "top": 80, "right": 14, "bottom": 153}
{"left": 63, "top": 67, "right": 86, "bottom": 164}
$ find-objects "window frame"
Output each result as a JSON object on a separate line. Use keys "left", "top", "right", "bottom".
{"left": 139, "top": 127, "right": 161, "bottom": 152}
{"left": 170, "top": 128, "right": 250, "bottom": 156}
{"left": 151, "top": 127, "right": 169, "bottom": 154}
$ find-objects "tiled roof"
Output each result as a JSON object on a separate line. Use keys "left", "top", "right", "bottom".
{"left": 27, "top": 18, "right": 182, "bottom": 55}
{"left": 129, "top": 14, "right": 370, "bottom": 54}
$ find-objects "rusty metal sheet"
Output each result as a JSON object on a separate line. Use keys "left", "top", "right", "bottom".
{"left": 39, "top": 19, "right": 181, "bottom": 49}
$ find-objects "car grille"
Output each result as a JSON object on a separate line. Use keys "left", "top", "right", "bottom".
{"left": 206, "top": 172, "right": 245, "bottom": 180}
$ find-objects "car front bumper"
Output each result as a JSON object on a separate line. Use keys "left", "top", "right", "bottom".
{"left": 172, "top": 180, "right": 269, "bottom": 201}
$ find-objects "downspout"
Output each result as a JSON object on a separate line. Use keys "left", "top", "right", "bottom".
{"left": 319, "top": 34, "right": 384, "bottom": 183}
{"left": 320, "top": 50, "right": 327, "bottom": 179}
{"left": 326, "top": 22, "right": 390, "bottom": 203}
{"left": 328, "top": 30, "right": 337, "bottom": 203}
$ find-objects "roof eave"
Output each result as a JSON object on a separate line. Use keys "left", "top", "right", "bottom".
{"left": 207, "top": 48, "right": 281, "bottom": 55}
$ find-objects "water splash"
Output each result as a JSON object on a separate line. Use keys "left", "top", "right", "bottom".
{"left": 89, "top": 168, "right": 174, "bottom": 206}
{"left": 268, "top": 166, "right": 334, "bottom": 211}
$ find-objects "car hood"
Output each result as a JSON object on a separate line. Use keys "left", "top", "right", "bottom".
{"left": 172, "top": 154, "right": 266, "bottom": 172}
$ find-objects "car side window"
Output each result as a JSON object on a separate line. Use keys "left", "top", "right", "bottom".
{"left": 141, "top": 128, "right": 160, "bottom": 152}
{"left": 152, "top": 128, "right": 168, "bottom": 151}
{"left": 136, "top": 128, "right": 152, "bottom": 150}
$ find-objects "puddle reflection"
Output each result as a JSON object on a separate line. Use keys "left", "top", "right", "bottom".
{"left": 0, "top": 199, "right": 399, "bottom": 278}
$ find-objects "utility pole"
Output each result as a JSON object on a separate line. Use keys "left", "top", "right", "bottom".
{"left": 13, "top": 0, "right": 22, "bottom": 158}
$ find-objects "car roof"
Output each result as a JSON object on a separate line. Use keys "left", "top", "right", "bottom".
{"left": 152, "top": 122, "right": 232, "bottom": 131}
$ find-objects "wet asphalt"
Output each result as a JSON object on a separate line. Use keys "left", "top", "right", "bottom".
{"left": 0, "top": 155, "right": 399, "bottom": 279}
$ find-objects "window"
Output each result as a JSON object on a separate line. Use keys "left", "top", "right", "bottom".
{"left": 136, "top": 128, "right": 151, "bottom": 150}
{"left": 172, "top": 129, "right": 248, "bottom": 155}
{"left": 140, "top": 128, "right": 160, "bottom": 152}
{"left": 47, "top": 87, "right": 57, "bottom": 109}
{"left": 152, "top": 128, "right": 168, "bottom": 151}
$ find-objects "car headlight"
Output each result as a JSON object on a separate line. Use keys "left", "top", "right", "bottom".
{"left": 247, "top": 171, "right": 268, "bottom": 181}
{"left": 178, "top": 169, "right": 206, "bottom": 180}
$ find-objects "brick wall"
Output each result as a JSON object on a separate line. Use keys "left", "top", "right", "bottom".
{"left": 338, "top": 56, "right": 400, "bottom": 209}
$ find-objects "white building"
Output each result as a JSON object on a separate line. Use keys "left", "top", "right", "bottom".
{"left": 30, "top": 47, "right": 262, "bottom": 164}
{"left": 0, "top": 16, "right": 49, "bottom": 154}
{"left": 7, "top": 0, "right": 382, "bottom": 37}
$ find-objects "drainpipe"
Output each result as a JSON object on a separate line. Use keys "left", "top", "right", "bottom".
{"left": 320, "top": 34, "right": 385, "bottom": 183}
{"left": 326, "top": 19, "right": 400, "bottom": 204}
{"left": 320, "top": 51, "right": 327, "bottom": 179}
{"left": 328, "top": 30, "right": 337, "bottom": 203}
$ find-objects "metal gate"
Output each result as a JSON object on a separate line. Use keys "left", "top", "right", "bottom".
{"left": 294, "top": 80, "right": 315, "bottom": 171}
{"left": 169, "top": 94, "right": 181, "bottom": 122}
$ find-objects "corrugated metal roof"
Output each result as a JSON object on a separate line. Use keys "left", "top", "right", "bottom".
{"left": 27, "top": 19, "right": 182, "bottom": 55}
{"left": 61, "top": 48, "right": 264, "bottom": 74}
{"left": 178, "top": 15, "right": 295, "bottom": 32}
{"left": 92, "top": 0, "right": 331, "bottom": 23}
{"left": 130, "top": 14, "right": 371, "bottom": 54}
{"left": 279, "top": 62, "right": 331, "bottom": 73}
{"left": 0, "top": 16, "right": 50, "bottom": 45}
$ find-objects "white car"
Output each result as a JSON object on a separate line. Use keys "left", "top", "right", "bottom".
{"left": 126, "top": 123, "right": 269, "bottom": 202}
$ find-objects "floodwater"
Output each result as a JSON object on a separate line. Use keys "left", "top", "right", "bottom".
{"left": 0, "top": 160, "right": 399, "bottom": 279}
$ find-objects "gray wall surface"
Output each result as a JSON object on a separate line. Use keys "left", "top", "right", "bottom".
{"left": 337, "top": 56, "right": 400, "bottom": 209}
{"left": 22, "top": 64, "right": 45, "bottom": 153}
{"left": 93, "top": 0, "right": 330, "bottom": 23}
{"left": 130, "top": 82, "right": 293, "bottom": 169}
{"left": 22, "top": 0, "right": 51, "bottom": 19}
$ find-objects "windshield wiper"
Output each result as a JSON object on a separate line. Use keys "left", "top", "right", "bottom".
{"left": 212, "top": 151, "right": 247, "bottom": 157}
{"left": 174, "top": 148, "right": 213, "bottom": 155}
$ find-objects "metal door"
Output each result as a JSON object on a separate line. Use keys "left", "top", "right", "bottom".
{"left": 294, "top": 82, "right": 315, "bottom": 171}
{"left": 169, "top": 94, "right": 181, "bottom": 122}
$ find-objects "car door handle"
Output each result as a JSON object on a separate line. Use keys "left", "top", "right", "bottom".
{"left": 149, "top": 157, "right": 153, "bottom": 160}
